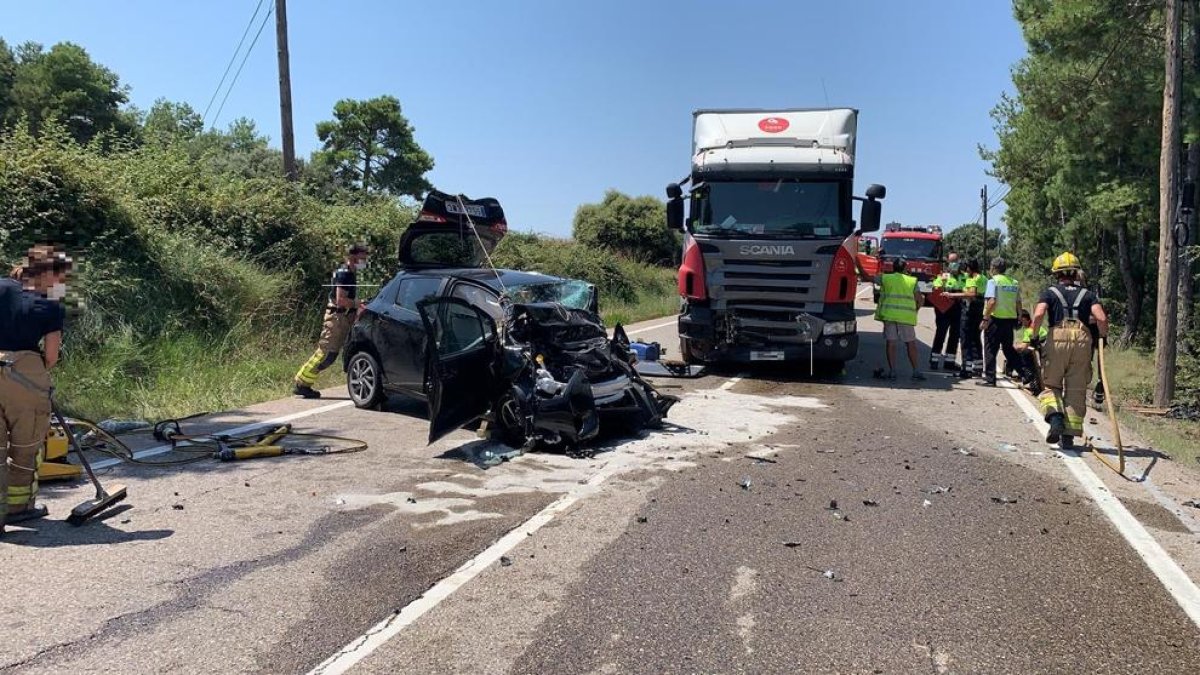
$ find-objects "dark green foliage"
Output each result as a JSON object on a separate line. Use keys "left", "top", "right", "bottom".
{"left": 572, "top": 190, "right": 679, "bottom": 265}
{"left": 943, "top": 223, "right": 1008, "bottom": 268}
{"left": 312, "top": 96, "right": 434, "bottom": 198}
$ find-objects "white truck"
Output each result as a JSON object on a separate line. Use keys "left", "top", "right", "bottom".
{"left": 665, "top": 108, "right": 886, "bottom": 371}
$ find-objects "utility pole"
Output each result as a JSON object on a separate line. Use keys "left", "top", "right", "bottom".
{"left": 1155, "top": 0, "right": 1183, "bottom": 407}
{"left": 981, "top": 185, "right": 988, "bottom": 264}
{"left": 275, "top": 0, "right": 297, "bottom": 181}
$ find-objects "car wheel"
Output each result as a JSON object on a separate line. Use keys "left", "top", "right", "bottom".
{"left": 347, "top": 351, "right": 385, "bottom": 409}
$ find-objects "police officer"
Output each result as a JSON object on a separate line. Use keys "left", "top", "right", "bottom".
{"left": 1, "top": 245, "right": 72, "bottom": 532}
{"left": 1029, "top": 252, "right": 1109, "bottom": 449}
{"left": 294, "top": 244, "right": 370, "bottom": 399}
{"left": 874, "top": 257, "right": 926, "bottom": 381}
{"left": 929, "top": 252, "right": 964, "bottom": 370}
{"left": 945, "top": 259, "right": 986, "bottom": 378}
{"left": 980, "top": 257, "right": 1022, "bottom": 387}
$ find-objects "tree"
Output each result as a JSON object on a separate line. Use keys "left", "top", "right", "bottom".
{"left": 0, "top": 39, "right": 16, "bottom": 126}
{"left": 6, "top": 41, "right": 134, "bottom": 143}
{"left": 943, "top": 223, "right": 1007, "bottom": 267}
{"left": 572, "top": 189, "right": 678, "bottom": 265}
{"left": 142, "top": 98, "right": 203, "bottom": 146}
{"left": 312, "top": 96, "right": 433, "bottom": 198}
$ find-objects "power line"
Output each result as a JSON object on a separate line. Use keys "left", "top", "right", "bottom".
{"left": 209, "top": 2, "right": 275, "bottom": 129}
{"left": 988, "top": 186, "right": 1011, "bottom": 210}
{"left": 202, "top": 0, "right": 268, "bottom": 125}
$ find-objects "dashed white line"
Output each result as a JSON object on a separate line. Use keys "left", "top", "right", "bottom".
{"left": 626, "top": 318, "right": 677, "bottom": 336}
{"left": 91, "top": 400, "right": 354, "bottom": 470}
{"left": 1000, "top": 382, "right": 1200, "bottom": 628}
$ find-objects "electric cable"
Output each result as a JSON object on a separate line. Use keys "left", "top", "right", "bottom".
{"left": 209, "top": 2, "right": 275, "bottom": 129}
{"left": 202, "top": 0, "right": 268, "bottom": 125}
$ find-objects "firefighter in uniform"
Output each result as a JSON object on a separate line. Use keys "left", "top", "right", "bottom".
{"left": 1029, "top": 252, "right": 1109, "bottom": 449}
{"left": 945, "top": 259, "right": 986, "bottom": 378}
{"left": 294, "top": 244, "right": 370, "bottom": 399}
{"left": 929, "top": 253, "right": 964, "bottom": 371}
{"left": 874, "top": 257, "right": 926, "bottom": 381}
{"left": 1, "top": 245, "right": 72, "bottom": 533}
{"left": 980, "top": 257, "right": 1023, "bottom": 386}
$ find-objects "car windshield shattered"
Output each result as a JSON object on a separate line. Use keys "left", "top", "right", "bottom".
{"left": 505, "top": 279, "right": 593, "bottom": 310}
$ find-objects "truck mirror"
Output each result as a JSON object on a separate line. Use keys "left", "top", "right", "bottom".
{"left": 666, "top": 182, "right": 683, "bottom": 200}
{"left": 866, "top": 184, "right": 887, "bottom": 200}
{"left": 666, "top": 196, "right": 685, "bottom": 231}
{"left": 860, "top": 199, "right": 882, "bottom": 232}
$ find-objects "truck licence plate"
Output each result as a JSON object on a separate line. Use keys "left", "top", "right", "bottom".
{"left": 751, "top": 350, "right": 785, "bottom": 361}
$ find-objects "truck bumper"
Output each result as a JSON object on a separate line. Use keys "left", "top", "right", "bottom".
{"left": 679, "top": 304, "right": 859, "bottom": 364}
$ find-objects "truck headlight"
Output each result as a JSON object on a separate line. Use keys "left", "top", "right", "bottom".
{"left": 823, "top": 320, "right": 856, "bottom": 335}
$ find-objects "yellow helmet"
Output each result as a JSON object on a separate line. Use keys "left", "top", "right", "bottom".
{"left": 1051, "top": 251, "right": 1081, "bottom": 273}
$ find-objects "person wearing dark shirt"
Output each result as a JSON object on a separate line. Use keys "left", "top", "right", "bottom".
{"left": 1029, "top": 252, "right": 1109, "bottom": 450}
{"left": 1, "top": 245, "right": 72, "bottom": 532}
{"left": 294, "top": 244, "right": 370, "bottom": 399}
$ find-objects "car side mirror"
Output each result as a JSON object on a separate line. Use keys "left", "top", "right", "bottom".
{"left": 860, "top": 199, "right": 882, "bottom": 233}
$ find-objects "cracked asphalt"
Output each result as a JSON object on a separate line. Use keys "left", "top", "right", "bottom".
{"left": 5, "top": 306, "right": 1200, "bottom": 674}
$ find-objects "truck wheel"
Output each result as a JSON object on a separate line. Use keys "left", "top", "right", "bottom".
{"left": 679, "top": 338, "right": 706, "bottom": 364}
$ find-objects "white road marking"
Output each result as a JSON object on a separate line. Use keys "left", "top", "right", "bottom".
{"left": 91, "top": 400, "right": 354, "bottom": 470}
{"left": 307, "top": 459, "right": 627, "bottom": 675}
{"left": 307, "top": 371, "right": 755, "bottom": 674}
{"left": 720, "top": 375, "right": 746, "bottom": 391}
{"left": 1000, "top": 383, "right": 1200, "bottom": 628}
{"left": 626, "top": 318, "right": 677, "bottom": 336}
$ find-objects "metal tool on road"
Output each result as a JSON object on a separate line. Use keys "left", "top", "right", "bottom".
{"left": 50, "top": 401, "right": 128, "bottom": 525}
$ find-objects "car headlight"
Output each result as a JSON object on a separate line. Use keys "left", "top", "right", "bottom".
{"left": 823, "top": 320, "right": 856, "bottom": 335}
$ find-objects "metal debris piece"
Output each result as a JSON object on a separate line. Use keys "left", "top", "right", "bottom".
{"left": 739, "top": 476, "right": 752, "bottom": 491}
{"left": 335, "top": 498, "right": 346, "bottom": 506}
{"left": 826, "top": 499, "right": 839, "bottom": 510}
{"left": 500, "top": 556, "right": 513, "bottom": 567}
{"left": 862, "top": 499, "right": 879, "bottom": 507}
{"left": 636, "top": 516, "right": 648, "bottom": 524}
{"left": 406, "top": 497, "right": 418, "bottom": 504}
{"left": 784, "top": 541, "right": 802, "bottom": 548}
{"left": 956, "top": 448, "right": 976, "bottom": 457}
{"left": 172, "top": 504, "right": 184, "bottom": 510}
{"left": 833, "top": 512, "right": 849, "bottom": 522}
{"left": 922, "top": 499, "right": 932, "bottom": 508}
{"left": 1182, "top": 500, "right": 1200, "bottom": 509}
{"left": 922, "top": 485, "right": 951, "bottom": 495}
{"left": 991, "top": 496, "right": 1018, "bottom": 504}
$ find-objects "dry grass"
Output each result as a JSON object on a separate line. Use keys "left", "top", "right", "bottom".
{"left": 1101, "top": 347, "right": 1200, "bottom": 465}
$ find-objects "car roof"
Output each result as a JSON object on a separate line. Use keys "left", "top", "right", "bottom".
{"left": 400, "top": 267, "right": 571, "bottom": 291}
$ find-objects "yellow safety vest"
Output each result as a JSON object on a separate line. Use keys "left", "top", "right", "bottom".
{"left": 875, "top": 273, "right": 918, "bottom": 326}
{"left": 991, "top": 273, "right": 1020, "bottom": 319}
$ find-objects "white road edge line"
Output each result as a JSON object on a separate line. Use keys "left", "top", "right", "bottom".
{"left": 626, "top": 318, "right": 677, "bottom": 336}
{"left": 719, "top": 374, "right": 746, "bottom": 391}
{"left": 1000, "top": 382, "right": 1200, "bottom": 628}
{"left": 307, "top": 371, "right": 748, "bottom": 675}
{"left": 91, "top": 400, "right": 354, "bottom": 470}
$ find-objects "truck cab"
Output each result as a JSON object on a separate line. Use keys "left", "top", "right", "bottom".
{"left": 871, "top": 224, "right": 945, "bottom": 301}
{"left": 665, "top": 108, "right": 885, "bottom": 370}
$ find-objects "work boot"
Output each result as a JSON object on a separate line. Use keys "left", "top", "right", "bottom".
{"left": 1046, "top": 413, "right": 1065, "bottom": 444}
{"left": 293, "top": 383, "right": 321, "bottom": 399}
{"left": 5, "top": 504, "right": 48, "bottom": 524}
{"left": 1060, "top": 435, "right": 1076, "bottom": 451}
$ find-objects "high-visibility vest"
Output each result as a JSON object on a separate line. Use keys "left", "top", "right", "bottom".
{"left": 963, "top": 273, "right": 987, "bottom": 299}
{"left": 875, "top": 272, "right": 918, "bottom": 326}
{"left": 933, "top": 272, "right": 964, "bottom": 291}
{"left": 1020, "top": 326, "right": 1048, "bottom": 343}
{"left": 990, "top": 273, "right": 1020, "bottom": 318}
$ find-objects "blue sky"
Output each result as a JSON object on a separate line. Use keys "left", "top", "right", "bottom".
{"left": 2, "top": 1, "right": 1025, "bottom": 237}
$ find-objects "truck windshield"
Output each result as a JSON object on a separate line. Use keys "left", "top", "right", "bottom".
{"left": 693, "top": 180, "right": 849, "bottom": 238}
{"left": 880, "top": 237, "right": 941, "bottom": 261}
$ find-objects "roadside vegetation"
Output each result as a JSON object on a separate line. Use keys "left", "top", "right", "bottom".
{"left": 0, "top": 39, "right": 679, "bottom": 422}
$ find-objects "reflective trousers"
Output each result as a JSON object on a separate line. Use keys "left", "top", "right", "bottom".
{"left": 1038, "top": 323, "right": 1093, "bottom": 437}
{"left": 295, "top": 310, "right": 353, "bottom": 387}
{"left": 931, "top": 303, "right": 961, "bottom": 362}
{"left": 959, "top": 300, "right": 984, "bottom": 374}
{"left": 0, "top": 351, "right": 51, "bottom": 524}
{"left": 984, "top": 318, "right": 1021, "bottom": 382}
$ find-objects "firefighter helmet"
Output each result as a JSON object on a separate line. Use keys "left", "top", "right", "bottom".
{"left": 1051, "top": 252, "right": 1081, "bottom": 273}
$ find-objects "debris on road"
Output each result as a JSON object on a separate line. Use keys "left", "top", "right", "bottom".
{"left": 784, "top": 541, "right": 802, "bottom": 548}
{"left": 739, "top": 476, "right": 752, "bottom": 490}
{"left": 996, "top": 443, "right": 1018, "bottom": 453}
{"left": 833, "top": 511, "right": 849, "bottom": 522}
{"left": 1182, "top": 499, "right": 1200, "bottom": 509}
{"left": 991, "top": 496, "right": 1018, "bottom": 505}
{"left": 826, "top": 499, "right": 839, "bottom": 510}
{"left": 956, "top": 448, "right": 976, "bottom": 457}
{"left": 636, "top": 516, "right": 649, "bottom": 524}
{"left": 500, "top": 556, "right": 513, "bottom": 567}
{"left": 922, "top": 485, "right": 951, "bottom": 495}
{"left": 922, "top": 499, "right": 933, "bottom": 508}
{"left": 406, "top": 497, "right": 417, "bottom": 504}
{"left": 806, "top": 566, "right": 843, "bottom": 582}
{"left": 862, "top": 499, "right": 879, "bottom": 507}
{"left": 172, "top": 504, "right": 184, "bottom": 510}
{"left": 745, "top": 450, "right": 778, "bottom": 463}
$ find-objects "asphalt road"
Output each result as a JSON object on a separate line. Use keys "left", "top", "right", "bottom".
{"left": 5, "top": 297, "right": 1200, "bottom": 674}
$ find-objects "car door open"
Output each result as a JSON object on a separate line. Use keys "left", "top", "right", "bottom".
{"left": 418, "top": 297, "right": 500, "bottom": 444}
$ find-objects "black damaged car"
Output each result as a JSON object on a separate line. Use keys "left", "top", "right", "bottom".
{"left": 343, "top": 191, "right": 677, "bottom": 450}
